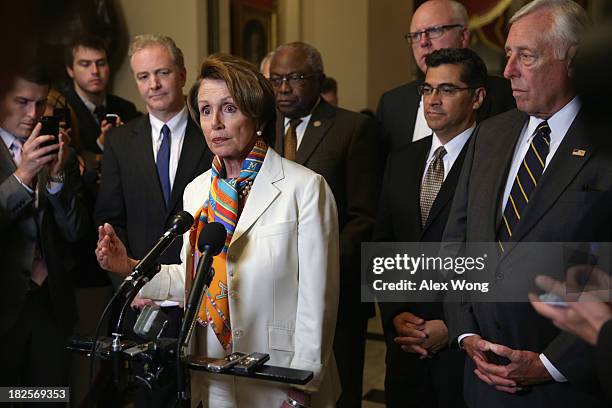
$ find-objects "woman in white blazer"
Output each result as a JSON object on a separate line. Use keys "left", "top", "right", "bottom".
{"left": 96, "top": 54, "right": 341, "bottom": 408}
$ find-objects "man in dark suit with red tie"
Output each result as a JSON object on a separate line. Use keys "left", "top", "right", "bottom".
{"left": 374, "top": 48, "right": 487, "bottom": 407}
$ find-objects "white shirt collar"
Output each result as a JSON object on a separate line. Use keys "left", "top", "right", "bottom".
{"left": 0, "top": 127, "right": 17, "bottom": 150}
{"left": 523, "top": 96, "right": 581, "bottom": 147}
{"left": 428, "top": 124, "right": 475, "bottom": 164}
{"left": 74, "top": 86, "right": 106, "bottom": 114}
{"left": 149, "top": 106, "right": 188, "bottom": 142}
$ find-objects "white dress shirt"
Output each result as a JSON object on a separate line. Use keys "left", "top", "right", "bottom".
{"left": 283, "top": 113, "right": 312, "bottom": 150}
{"left": 413, "top": 97, "right": 433, "bottom": 142}
{"left": 149, "top": 107, "right": 188, "bottom": 189}
{"left": 421, "top": 124, "right": 474, "bottom": 185}
{"left": 501, "top": 97, "right": 581, "bottom": 211}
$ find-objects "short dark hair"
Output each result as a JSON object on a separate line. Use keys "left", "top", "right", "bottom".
{"left": 64, "top": 35, "right": 109, "bottom": 67}
{"left": 13, "top": 60, "right": 51, "bottom": 87}
{"left": 425, "top": 48, "right": 488, "bottom": 89}
{"left": 188, "top": 53, "right": 276, "bottom": 146}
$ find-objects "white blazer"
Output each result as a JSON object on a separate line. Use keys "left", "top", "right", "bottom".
{"left": 141, "top": 147, "right": 341, "bottom": 407}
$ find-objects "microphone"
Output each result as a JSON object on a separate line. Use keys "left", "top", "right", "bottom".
{"left": 119, "top": 211, "right": 194, "bottom": 293}
{"left": 180, "top": 222, "right": 227, "bottom": 347}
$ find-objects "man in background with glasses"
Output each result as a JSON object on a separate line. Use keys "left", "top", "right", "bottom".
{"left": 270, "top": 41, "right": 382, "bottom": 408}
{"left": 376, "top": 0, "right": 515, "bottom": 157}
{"left": 374, "top": 47, "right": 486, "bottom": 408}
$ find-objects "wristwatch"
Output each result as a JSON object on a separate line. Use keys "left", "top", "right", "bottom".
{"left": 48, "top": 171, "right": 65, "bottom": 183}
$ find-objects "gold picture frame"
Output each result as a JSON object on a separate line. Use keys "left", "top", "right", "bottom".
{"left": 231, "top": 0, "right": 277, "bottom": 66}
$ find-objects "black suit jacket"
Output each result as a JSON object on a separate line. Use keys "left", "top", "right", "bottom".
{"left": 376, "top": 75, "right": 515, "bottom": 157}
{"left": 597, "top": 319, "right": 612, "bottom": 404}
{"left": 373, "top": 135, "right": 469, "bottom": 381}
{"left": 63, "top": 86, "right": 140, "bottom": 154}
{"left": 443, "top": 108, "right": 612, "bottom": 407}
{"left": 95, "top": 113, "right": 213, "bottom": 266}
{"left": 274, "top": 99, "right": 383, "bottom": 324}
{"left": 0, "top": 143, "right": 90, "bottom": 335}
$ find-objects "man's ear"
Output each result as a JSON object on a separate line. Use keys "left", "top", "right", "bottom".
{"left": 566, "top": 45, "right": 578, "bottom": 78}
{"left": 473, "top": 87, "right": 486, "bottom": 110}
{"left": 460, "top": 28, "right": 471, "bottom": 48}
{"left": 66, "top": 65, "right": 74, "bottom": 79}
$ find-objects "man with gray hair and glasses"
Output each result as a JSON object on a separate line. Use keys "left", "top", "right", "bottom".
{"left": 443, "top": 0, "right": 612, "bottom": 406}
{"left": 376, "top": 0, "right": 515, "bottom": 157}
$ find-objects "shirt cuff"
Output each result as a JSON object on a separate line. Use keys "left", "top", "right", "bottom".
{"left": 539, "top": 353, "right": 568, "bottom": 382}
{"left": 13, "top": 173, "right": 34, "bottom": 194}
{"left": 46, "top": 181, "right": 64, "bottom": 195}
{"left": 458, "top": 333, "right": 478, "bottom": 348}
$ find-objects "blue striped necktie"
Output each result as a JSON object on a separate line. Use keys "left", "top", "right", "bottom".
{"left": 498, "top": 121, "right": 551, "bottom": 247}
{"left": 157, "top": 124, "right": 171, "bottom": 207}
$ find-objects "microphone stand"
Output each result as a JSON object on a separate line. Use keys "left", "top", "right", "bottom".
{"left": 112, "top": 263, "right": 160, "bottom": 388}
{"left": 174, "top": 252, "right": 215, "bottom": 407}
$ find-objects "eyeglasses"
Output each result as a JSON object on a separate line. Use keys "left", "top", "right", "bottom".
{"left": 417, "top": 84, "right": 475, "bottom": 97}
{"left": 269, "top": 73, "right": 320, "bottom": 88}
{"left": 404, "top": 24, "right": 463, "bottom": 44}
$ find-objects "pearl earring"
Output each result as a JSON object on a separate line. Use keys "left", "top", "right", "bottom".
{"left": 256, "top": 130, "right": 263, "bottom": 136}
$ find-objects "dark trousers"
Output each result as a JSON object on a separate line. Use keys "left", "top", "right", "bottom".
{"left": 384, "top": 347, "right": 466, "bottom": 408}
{"left": 0, "top": 282, "right": 70, "bottom": 406}
{"left": 334, "top": 318, "right": 368, "bottom": 408}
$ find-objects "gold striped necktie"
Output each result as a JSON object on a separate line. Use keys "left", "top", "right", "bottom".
{"left": 497, "top": 121, "right": 551, "bottom": 248}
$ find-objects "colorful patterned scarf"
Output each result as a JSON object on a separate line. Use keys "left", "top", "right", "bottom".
{"left": 188, "top": 137, "right": 267, "bottom": 350}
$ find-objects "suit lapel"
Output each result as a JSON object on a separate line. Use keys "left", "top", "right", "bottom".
{"left": 0, "top": 139, "right": 16, "bottom": 178}
{"left": 422, "top": 135, "right": 471, "bottom": 235}
{"left": 295, "top": 100, "right": 335, "bottom": 165}
{"left": 167, "top": 118, "right": 208, "bottom": 212}
{"left": 510, "top": 109, "right": 593, "bottom": 242}
{"left": 231, "top": 148, "right": 283, "bottom": 245}
{"left": 133, "top": 116, "right": 167, "bottom": 209}
{"left": 64, "top": 87, "right": 99, "bottom": 149}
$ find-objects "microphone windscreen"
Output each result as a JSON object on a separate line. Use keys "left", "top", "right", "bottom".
{"left": 198, "top": 222, "right": 227, "bottom": 255}
{"left": 170, "top": 211, "right": 195, "bottom": 235}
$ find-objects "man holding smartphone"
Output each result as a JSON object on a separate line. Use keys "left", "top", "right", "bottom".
{"left": 0, "top": 63, "right": 89, "bottom": 388}
{"left": 61, "top": 36, "right": 140, "bottom": 154}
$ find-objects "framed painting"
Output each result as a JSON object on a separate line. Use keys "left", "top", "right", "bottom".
{"left": 231, "top": 0, "right": 277, "bottom": 67}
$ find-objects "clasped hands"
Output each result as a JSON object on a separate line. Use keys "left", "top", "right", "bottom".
{"left": 392, "top": 312, "right": 448, "bottom": 358}
{"left": 461, "top": 335, "right": 552, "bottom": 393}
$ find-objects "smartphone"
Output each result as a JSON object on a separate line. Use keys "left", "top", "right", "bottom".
{"left": 539, "top": 292, "right": 568, "bottom": 308}
{"left": 233, "top": 352, "right": 270, "bottom": 374}
{"left": 105, "top": 113, "right": 119, "bottom": 126}
{"left": 206, "top": 351, "right": 248, "bottom": 372}
{"left": 39, "top": 116, "right": 60, "bottom": 151}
